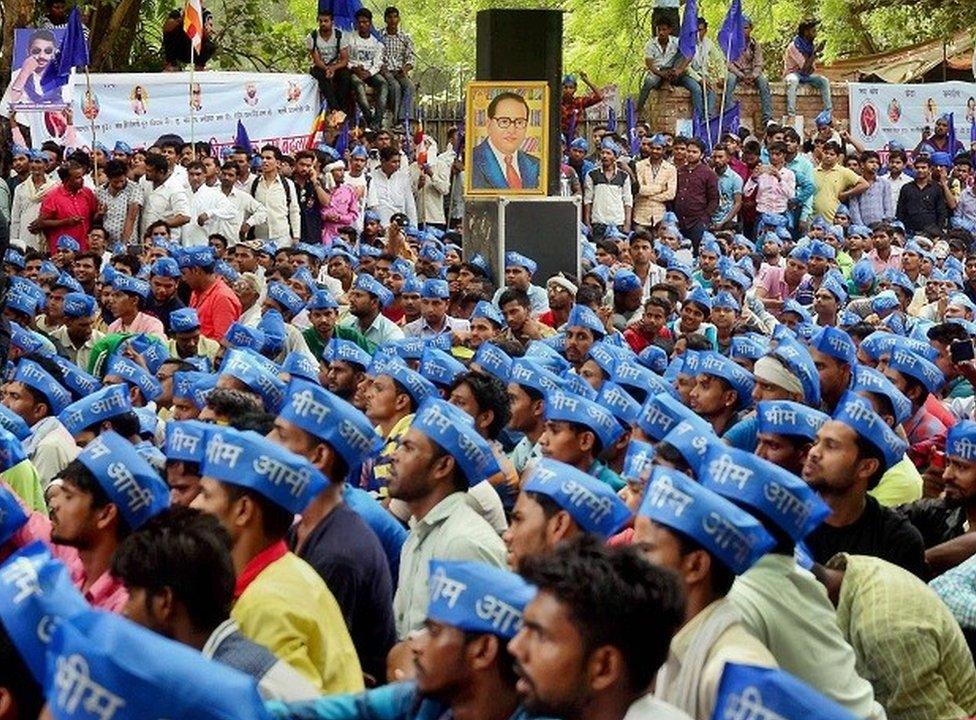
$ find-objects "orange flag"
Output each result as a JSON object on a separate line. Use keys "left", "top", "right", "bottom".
{"left": 183, "top": 0, "right": 204, "bottom": 53}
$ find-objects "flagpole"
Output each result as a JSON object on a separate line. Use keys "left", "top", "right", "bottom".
{"left": 717, "top": 33, "right": 732, "bottom": 146}
{"left": 85, "top": 65, "right": 97, "bottom": 183}
{"left": 700, "top": 42, "right": 712, "bottom": 152}
{"left": 189, "top": 44, "right": 196, "bottom": 161}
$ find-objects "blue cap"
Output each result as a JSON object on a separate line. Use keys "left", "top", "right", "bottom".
{"left": 418, "top": 244, "right": 445, "bottom": 263}
{"left": 281, "top": 352, "right": 319, "bottom": 382}
{"left": 660, "top": 417, "right": 717, "bottom": 474}
{"left": 712, "top": 291, "right": 740, "bottom": 312}
{"left": 544, "top": 389, "right": 623, "bottom": 450}
{"left": 525, "top": 340, "right": 572, "bottom": 375}
{"left": 685, "top": 286, "right": 713, "bottom": 313}
{"left": 56, "top": 235, "right": 80, "bottom": 252}
{"left": 113, "top": 140, "right": 133, "bottom": 154}
{"left": 882, "top": 269, "right": 914, "bottom": 295}
{"left": 76, "top": 431, "right": 169, "bottom": 530}
{"left": 45, "top": 609, "right": 271, "bottom": 720}
{"left": 613, "top": 268, "right": 642, "bottom": 293}
{"left": 0, "top": 403, "right": 31, "bottom": 441}
{"left": 887, "top": 347, "right": 944, "bottom": 394}
{"left": 788, "top": 245, "right": 811, "bottom": 264}
{"left": 172, "top": 371, "right": 211, "bottom": 401}
{"left": 169, "top": 308, "right": 200, "bottom": 334}
{"left": 203, "top": 427, "right": 327, "bottom": 513}
{"left": 218, "top": 349, "right": 285, "bottom": 411}
{"left": 163, "top": 420, "right": 210, "bottom": 464}
{"left": 472, "top": 342, "right": 513, "bottom": 380}
{"left": 54, "top": 272, "right": 83, "bottom": 294}
{"left": 256, "top": 308, "right": 285, "bottom": 355}
{"left": 946, "top": 420, "right": 976, "bottom": 462}
{"left": 697, "top": 351, "right": 756, "bottom": 409}
{"left": 505, "top": 251, "right": 537, "bottom": 276}
{"left": 58, "top": 384, "right": 132, "bottom": 437}
{"left": 112, "top": 273, "right": 150, "bottom": 299}
{"left": 376, "top": 359, "right": 437, "bottom": 406}
{"left": 701, "top": 444, "right": 830, "bottom": 541}
{"left": 772, "top": 337, "right": 821, "bottom": 407}
{"left": 105, "top": 355, "right": 162, "bottom": 403}
{"left": 730, "top": 334, "right": 768, "bottom": 362}
{"left": 859, "top": 331, "right": 898, "bottom": 362}
{"left": 808, "top": 240, "right": 835, "bottom": 260}
{"left": 51, "top": 355, "right": 101, "bottom": 399}
{"left": 150, "top": 256, "right": 182, "bottom": 279}
{"left": 14, "top": 359, "right": 71, "bottom": 414}
{"left": 714, "top": 664, "right": 858, "bottom": 720}
{"left": 62, "top": 292, "right": 96, "bottom": 318}
{"left": 306, "top": 288, "right": 339, "bottom": 311}
{"left": 561, "top": 372, "right": 597, "bottom": 400}
{"left": 420, "top": 347, "right": 466, "bottom": 388}
{"left": 851, "top": 365, "right": 912, "bottom": 426}
{"left": 323, "top": 338, "right": 372, "bottom": 371}
{"left": 871, "top": 291, "right": 899, "bottom": 314}
{"left": 224, "top": 322, "right": 266, "bottom": 351}
{"left": 808, "top": 326, "right": 856, "bottom": 367}
{"left": 411, "top": 398, "right": 501, "bottom": 483}
{"left": 756, "top": 400, "right": 828, "bottom": 441}
{"left": 421, "top": 278, "right": 450, "bottom": 300}
{"left": 291, "top": 266, "right": 317, "bottom": 294}
{"left": 279, "top": 378, "right": 382, "bottom": 469}
{"left": 666, "top": 259, "right": 693, "bottom": 280}
{"left": 832, "top": 392, "right": 907, "bottom": 471}
{"left": 565, "top": 304, "right": 606, "bottom": 339}
{"left": 570, "top": 137, "right": 588, "bottom": 151}
{"left": 266, "top": 281, "right": 304, "bottom": 317}
{"left": 820, "top": 274, "right": 848, "bottom": 304}
{"left": 426, "top": 560, "right": 536, "bottom": 639}
{"left": 0, "top": 542, "right": 89, "bottom": 684}
{"left": 637, "top": 345, "right": 668, "bottom": 374}
{"left": 176, "top": 245, "right": 217, "bottom": 269}
{"left": 639, "top": 467, "right": 775, "bottom": 574}
{"left": 815, "top": 110, "right": 833, "bottom": 127}
{"left": 523, "top": 458, "right": 631, "bottom": 536}
{"left": 614, "top": 359, "right": 666, "bottom": 401}
{"left": 6, "top": 290, "right": 38, "bottom": 318}
{"left": 3, "top": 249, "right": 25, "bottom": 269}
{"left": 637, "top": 392, "right": 696, "bottom": 441}
{"left": 470, "top": 300, "right": 504, "bottom": 327}
{"left": 597, "top": 381, "right": 641, "bottom": 426}
{"left": 352, "top": 274, "right": 394, "bottom": 309}
{"left": 600, "top": 137, "right": 621, "bottom": 156}
{"left": 780, "top": 299, "right": 812, "bottom": 323}
{"left": 621, "top": 439, "right": 656, "bottom": 483}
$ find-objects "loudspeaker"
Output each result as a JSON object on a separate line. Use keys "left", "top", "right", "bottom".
{"left": 476, "top": 9, "right": 562, "bottom": 196}
{"left": 464, "top": 197, "right": 580, "bottom": 284}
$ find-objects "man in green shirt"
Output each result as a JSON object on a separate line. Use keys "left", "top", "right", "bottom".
{"left": 302, "top": 288, "right": 374, "bottom": 360}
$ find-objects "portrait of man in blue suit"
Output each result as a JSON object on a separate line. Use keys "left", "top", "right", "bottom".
{"left": 470, "top": 91, "right": 542, "bottom": 191}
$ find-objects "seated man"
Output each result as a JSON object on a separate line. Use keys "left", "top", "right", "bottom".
{"left": 723, "top": 16, "right": 772, "bottom": 127}
{"left": 637, "top": 19, "right": 704, "bottom": 120}
{"left": 783, "top": 19, "right": 831, "bottom": 119}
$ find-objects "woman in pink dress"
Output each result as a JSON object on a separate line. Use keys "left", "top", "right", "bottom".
{"left": 320, "top": 160, "right": 360, "bottom": 245}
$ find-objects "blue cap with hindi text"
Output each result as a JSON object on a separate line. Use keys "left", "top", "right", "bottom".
{"left": 714, "top": 664, "right": 858, "bottom": 720}
{"left": 544, "top": 389, "right": 623, "bottom": 450}
{"left": 352, "top": 273, "right": 394, "bottom": 309}
{"left": 621, "top": 439, "right": 656, "bottom": 484}
{"left": 58, "top": 384, "right": 132, "bottom": 437}
{"left": 700, "top": 444, "right": 830, "bottom": 541}
{"left": 169, "top": 308, "right": 200, "bottom": 333}
{"left": 832, "top": 391, "right": 907, "bottom": 470}
{"left": 471, "top": 300, "right": 504, "bottom": 327}
{"left": 323, "top": 338, "right": 371, "bottom": 370}
{"left": 76, "top": 431, "right": 169, "bottom": 530}
{"left": 51, "top": 356, "right": 101, "bottom": 398}
{"left": 636, "top": 392, "right": 696, "bottom": 441}
{"left": 851, "top": 365, "right": 912, "bottom": 426}
{"left": 523, "top": 458, "right": 631, "bottom": 537}
{"left": 696, "top": 351, "right": 756, "bottom": 409}
{"left": 14, "top": 359, "right": 71, "bottom": 415}
{"left": 410, "top": 398, "right": 501, "bottom": 484}
{"left": 660, "top": 417, "right": 717, "bottom": 474}
{"left": 426, "top": 560, "right": 536, "bottom": 639}
{"left": 756, "top": 400, "right": 827, "bottom": 441}
{"left": 639, "top": 467, "right": 775, "bottom": 574}
{"left": 281, "top": 352, "right": 319, "bottom": 382}
{"left": 420, "top": 347, "right": 465, "bottom": 388}
{"left": 472, "top": 342, "right": 513, "bottom": 381}
{"left": 105, "top": 355, "right": 162, "bottom": 403}
{"left": 565, "top": 304, "right": 606, "bottom": 339}
{"left": 163, "top": 420, "right": 211, "bottom": 464}
{"left": 946, "top": 420, "right": 976, "bottom": 462}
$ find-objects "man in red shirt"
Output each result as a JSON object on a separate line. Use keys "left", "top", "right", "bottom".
{"left": 180, "top": 246, "right": 242, "bottom": 340}
{"left": 36, "top": 161, "right": 97, "bottom": 253}
{"left": 560, "top": 72, "right": 604, "bottom": 135}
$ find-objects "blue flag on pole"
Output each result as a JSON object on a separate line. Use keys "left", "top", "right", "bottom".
{"left": 606, "top": 106, "right": 617, "bottom": 134}
{"left": 694, "top": 102, "right": 740, "bottom": 148}
{"left": 678, "top": 0, "right": 699, "bottom": 59}
{"left": 626, "top": 98, "right": 639, "bottom": 155}
{"left": 235, "top": 120, "right": 252, "bottom": 153}
{"left": 970, "top": 117, "right": 976, "bottom": 143}
{"left": 717, "top": 0, "right": 746, "bottom": 61}
{"left": 335, "top": 122, "right": 350, "bottom": 155}
{"left": 947, "top": 112, "right": 957, "bottom": 157}
{"left": 41, "top": 7, "right": 89, "bottom": 94}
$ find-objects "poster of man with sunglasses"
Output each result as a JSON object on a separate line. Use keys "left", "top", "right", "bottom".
{"left": 466, "top": 81, "right": 549, "bottom": 195}
{"left": 7, "top": 28, "right": 71, "bottom": 111}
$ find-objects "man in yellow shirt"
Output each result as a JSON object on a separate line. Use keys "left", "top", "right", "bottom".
{"left": 813, "top": 142, "right": 868, "bottom": 223}
{"left": 192, "top": 426, "right": 364, "bottom": 694}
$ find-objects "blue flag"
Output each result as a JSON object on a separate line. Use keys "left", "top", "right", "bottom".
{"left": 678, "top": 0, "right": 699, "bottom": 59}
{"left": 693, "top": 102, "right": 740, "bottom": 148}
{"left": 607, "top": 106, "right": 617, "bottom": 134}
{"left": 454, "top": 119, "right": 465, "bottom": 161}
{"left": 625, "top": 98, "right": 639, "bottom": 155}
{"left": 947, "top": 112, "right": 957, "bottom": 156}
{"left": 335, "top": 121, "right": 350, "bottom": 155}
{"left": 235, "top": 120, "right": 252, "bottom": 153}
{"left": 971, "top": 117, "right": 976, "bottom": 143}
{"left": 41, "top": 7, "right": 89, "bottom": 94}
{"left": 717, "top": 0, "right": 746, "bottom": 61}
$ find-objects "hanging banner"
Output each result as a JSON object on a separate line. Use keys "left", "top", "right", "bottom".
{"left": 5, "top": 71, "right": 319, "bottom": 152}
{"left": 5, "top": 28, "right": 72, "bottom": 112}
{"left": 848, "top": 81, "right": 976, "bottom": 150}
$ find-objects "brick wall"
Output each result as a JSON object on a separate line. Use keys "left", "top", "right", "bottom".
{"left": 642, "top": 81, "right": 849, "bottom": 135}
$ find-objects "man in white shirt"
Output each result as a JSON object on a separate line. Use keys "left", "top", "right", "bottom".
{"left": 367, "top": 146, "right": 417, "bottom": 226}
{"left": 411, "top": 152, "right": 452, "bottom": 229}
{"left": 248, "top": 145, "right": 300, "bottom": 245}
{"left": 184, "top": 161, "right": 236, "bottom": 247}
{"left": 214, "top": 161, "right": 268, "bottom": 245}
{"left": 636, "top": 18, "right": 704, "bottom": 121}
{"left": 141, "top": 154, "right": 191, "bottom": 242}
{"left": 347, "top": 8, "right": 387, "bottom": 130}
{"left": 886, "top": 147, "right": 914, "bottom": 210}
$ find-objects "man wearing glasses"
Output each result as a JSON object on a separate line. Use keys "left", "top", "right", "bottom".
{"left": 471, "top": 92, "right": 541, "bottom": 190}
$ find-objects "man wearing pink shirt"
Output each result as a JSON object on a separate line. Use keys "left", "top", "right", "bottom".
{"left": 866, "top": 224, "right": 904, "bottom": 274}
{"left": 744, "top": 142, "right": 796, "bottom": 226}
{"left": 106, "top": 273, "right": 167, "bottom": 338}
{"left": 783, "top": 19, "right": 831, "bottom": 119}
{"left": 321, "top": 160, "right": 360, "bottom": 244}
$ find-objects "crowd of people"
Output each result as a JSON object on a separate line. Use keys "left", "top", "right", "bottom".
{"left": 5, "top": 5, "right": 976, "bottom": 720}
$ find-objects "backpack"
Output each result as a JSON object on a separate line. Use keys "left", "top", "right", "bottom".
{"left": 250, "top": 176, "right": 294, "bottom": 239}
{"left": 309, "top": 28, "right": 342, "bottom": 64}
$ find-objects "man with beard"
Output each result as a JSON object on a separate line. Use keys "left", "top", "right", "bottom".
{"left": 302, "top": 288, "right": 373, "bottom": 359}
{"left": 322, "top": 339, "right": 371, "bottom": 404}
{"left": 562, "top": 303, "right": 606, "bottom": 371}
{"left": 509, "top": 536, "right": 690, "bottom": 720}
{"left": 633, "top": 134, "right": 677, "bottom": 231}
{"left": 340, "top": 274, "right": 404, "bottom": 345}
{"left": 268, "top": 561, "right": 536, "bottom": 720}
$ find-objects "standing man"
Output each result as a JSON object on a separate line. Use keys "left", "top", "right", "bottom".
{"left": 813, "top": 142, "right": 868, "bottom": 224}
{"left": 140, "top": 154, "right": 190, "bottom": 243}
{"left": 36, "top": 161, "right": 98, "bottom": 253}
{"left": 366, "top": 147, "right": 418, "bottom": 226}
{"left": 724, "top": 17, "right": 773, "bottom": 128}
{"left": 215, "top": 162, "right": 268, "bottom": 245}
{"left": 674, "top": 138, "right": 718, "bottom": 252}
{"left": 347, "top": 8, "right": 387, "bottom": 130}
{"left": 897, "top": 155, "right": 948, "bottom": 235}
{"left": 181, "top": 246, "right": 242, "bottom": 341}
{"left": 185, "top": 161, "right": 235, "bottom": 248}
{"left": 634, "top": 134, "right": 677, "bottom": 230}
{"left": 560, "top": 72, "right": 604, "bottom": 135}
{"left": 249, "top": 145, "right": 300, "bottom": 245}
{"left": 307, "top": 8, "right": 350, "bottom": 112}
{"left": 710, "top": 145, "right": 742, "bottom": 230}
{"left": 583, "top": 139, "right": 633, "bottom": 240}
{"left": 783, "top": 19, "right": 832, "bottom": 120}
{"left": 848, "top": 151, "right": 892, "bottom": 228}
{"left": 95, "top": 159, "right": 142, "bottom": 246}
{"left": 380, "top": 6, "right": 415, "bottom": 131}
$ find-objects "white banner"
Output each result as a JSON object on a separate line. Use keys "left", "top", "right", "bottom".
{"left": 848, "top": 81, "right": 976, "bottom": 150}
{"left": 9, "top": 71, "right": 319, "bottom": 153}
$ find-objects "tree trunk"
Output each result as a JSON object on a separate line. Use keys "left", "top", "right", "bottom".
{"left": 90, "top": 0, "right": 143, "bottom": 70}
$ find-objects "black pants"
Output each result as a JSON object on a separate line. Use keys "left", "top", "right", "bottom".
{"left": 310, "top": 66, "right": 352, "bottom": 113}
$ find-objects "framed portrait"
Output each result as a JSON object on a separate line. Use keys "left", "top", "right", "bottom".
{"left": 465, "top": 80, "right": 549, "bottom": 197}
